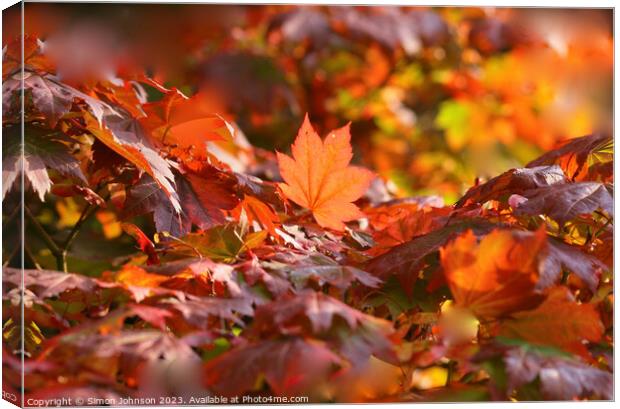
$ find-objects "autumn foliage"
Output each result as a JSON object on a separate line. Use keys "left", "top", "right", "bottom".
{"left": 1, "top": 5, "right": 613, "bottom": 404}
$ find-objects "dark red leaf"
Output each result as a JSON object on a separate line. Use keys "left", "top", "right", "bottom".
{"left": 527, "top": 134, "right": 612, "bottom": 181}
{"left": 204, "top": 338, "right": 342, "bottom": 397}
{"left": 512, "top": 182, "right": 613, "bottom": 224}
{"left": 504, "top": 347, "right": 612, "bottom": 400}
{"left": 366, "top": 219, "right": 497, "bottom": 294}
{"left": 456, "top": 165, "right": 566, "bottom": 208}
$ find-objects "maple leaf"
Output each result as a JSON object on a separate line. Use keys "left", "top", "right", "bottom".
{"left": 163, "top": 295, "right": 254, "bottom": 328}
{"left": 140, "top": 88, "right": 232, "bottom": 153}
{"left": 161, "top": 224, "right": 258, "bottom": 263}
{"left": 204, "top": 338, "right": 342, "bottom": 397}
{"left": 236, "top": 256, "right": 291, "bottom": 297}
{"left": 51, "top": 184, "right": 105, "bottom": 206}
{"left": 527, "top": 133, "right": 612, "bottom": 181}
{"left": 286, "top": 253, "right": 381, "bottom": 290}
{"left": 234, "top": 172, "right": 287, "bottom": 212}
{"left": 583, "top": 160, "right": 613, "bottom": 183}
{"left": 121, "top": 223, "right": 160, "bottom": 265}
{"left": 539, "top": 237, "right": 607, "bottom": 291}
{"left": 455, "top": 165, "right": 566, "bottom": 208}
{"left": 85, "top": 113, "right": 181, "bottom": 212}
{"left": 122, "top": 175, "right": 188, "bottom": 236}
{"left": 498, "top": 230, "right": 606, "bottom": 292}
{"left": 440, "top": 228, "right": 547, "bottom": 320}
{"left": 277, "top": 115, "right": 375, "bottom": 231}
{"left": 168, "top": 258, "right": 244, "bottom": 298}
{"left": 2, "top": 36, "right": 55, "bottom": 77}
{"left": 13, "top": 71, "right": 120, "bottom": 127}
{"left": 499, "top": 287, "right": 604, "bottom": 355}
{"left": 111, "top": 265, "right": 168, "bottom": 288}
{"left": 122, "top": 304, "right": 174, "bottom": 331}
{"left": 3, "top": 268, "right": 98, "bottom": 299}
{"left": 366, "top": 218, "right": 497, "bottom": 294}
{"left": 3, "top": 74, "right": 22, "bottom": 116}
{"left": 503, "top": 346, "right": 612, "bottom": 400}
{"left": 250, "top": 290, "right": 392, "bottom": 337}
{"left": 247, "top": 291, "right": 398, "bottom": 367}
{"left": 40, "top": 330, "right": 202, "bottom": 393}
{"left": 181, "top": 161, "right": 240, "bottom": 222}
{"left": 368, "top": 204, "right": 444, "bottom": 256}
{"left": 231, "top": 195, "right": 280, "bottom": 237}
{"left": 512, "top": 182, "right": 613, "bottom": 224}
{"left": 3, "top": 27, "right": 614, "bottom": 404}
{"left": 2, "top": 124, "right": 87, "bottom": 201}
{"left": 145, "top": 257, "right": 267, "bottom": 306}
{"left": 122, "top": 166, "right": 238, "bottom": 236}
{"left": 365, "top": 198, "right": 447, "bottom": 228}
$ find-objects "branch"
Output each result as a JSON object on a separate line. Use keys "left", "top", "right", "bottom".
{"left": 2, "top": 204, "right": 21, "bottom": 230}
{"left": 58, "top": 191, "right": 110, "bottom": 272}
{"left": 24, "top": 205, "right": 64, "bottom": 270}
{"left": 61, "top": 203, "right": 96, "bottom": 250}
{"left": 24, "top": 244, "right": 42, "bottom": 270}
{"left": 2, "top": 244, "right": 20, "bottom": 267}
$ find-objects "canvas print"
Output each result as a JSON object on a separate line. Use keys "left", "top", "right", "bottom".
{"left": 1, "top": 2, "right": 614, "bottom": 406}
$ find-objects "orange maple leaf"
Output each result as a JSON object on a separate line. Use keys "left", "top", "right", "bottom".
{"left": 277, "top": 115, "right": 375, "bottom": 231}
{"left": 499, "top": 286, "right": 604, "bottom": 356}
{"left": 141, "top": 89, "right": 232, "bottom": 153}
{"left": 440, "top": 228, "right": 547, "bottom": 320}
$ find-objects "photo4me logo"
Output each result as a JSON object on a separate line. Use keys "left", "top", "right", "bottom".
{"left": 3, "top": 390, "right": 18, "bottom": 403}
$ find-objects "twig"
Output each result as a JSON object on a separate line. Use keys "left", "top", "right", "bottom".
{"left": 2, "top": 205, "right": 21, "bottom": 230}
{"left": 58, "top": 187, "right": 109, "bottom": 271}
{"left": 24, "top": 187, "right": 108, "bottom": 272}
{"left": 24, "top": 206, "right": 64, "bottom": 270}
{"left": 24, "top": 245, "right": 42, "bottom": 270}
{"left": 61, "top": 203, "right": 96, "bottom": 249}
{"left": 3, "top": 244, "right": 20, "bottom": 267}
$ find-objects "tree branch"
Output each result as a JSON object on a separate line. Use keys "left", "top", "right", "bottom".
{"left": 58, "top": 191, "right": 110, "bottom": 272}
{"left": 24, "top": 205, "right": 64, "bottom": 270}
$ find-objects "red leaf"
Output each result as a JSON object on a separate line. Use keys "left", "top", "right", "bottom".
{"left": 121, "top": 223, "right": 160, "bottom": 265}
{"left": 456, "top": 165, "right": 566, "bottom": 208}
{"left": 181, "top": 162, "right": 241, "bottom": 222}
{"left": 540, "top": 237, "right": 607, "bottom": 291}
{"left": 513, "top": 182, "right": 613, "bottom": 224}
{"left": 204, "top": 338, "right": 342, "bottom": 397}
{"left": 527, "top": 133, "right": 612, "bottom": 181}
{"left": 85, "top": 113, "right": 181, "bottom": 213}
{"left": 3, "top": 267, "right": 98, "bottom": 299}
{"left": 504, "top": 347, "right": 612, "bottom": 400}
{"left": 250, "top": 290, "right": 393, "bottom": 339}
{"left": 366, "top": 219, "right": 497, "bottom": 295}
{"left": 3, "top": 124, "right": 87, "bottom": 201}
